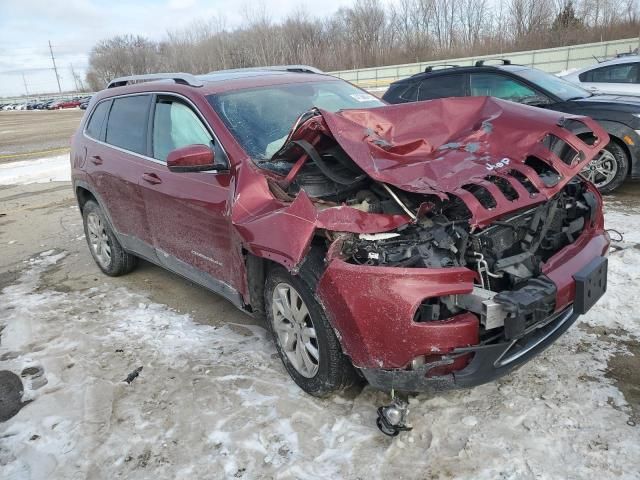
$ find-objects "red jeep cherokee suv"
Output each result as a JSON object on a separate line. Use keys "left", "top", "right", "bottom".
{"left": 71, "top": 67, "right": 609, "bottom": 431}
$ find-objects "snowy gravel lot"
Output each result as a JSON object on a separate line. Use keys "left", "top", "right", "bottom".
{"left": 0, "top": 156, "right": 639, "bottom": 479}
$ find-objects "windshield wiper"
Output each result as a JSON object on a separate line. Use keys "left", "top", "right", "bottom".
{"left": 564, "top": 94, "right": 592, "bottom": 101}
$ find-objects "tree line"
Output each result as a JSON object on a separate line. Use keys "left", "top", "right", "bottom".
{"left": 86, "top": 0, "right": 640, "bottom": 90}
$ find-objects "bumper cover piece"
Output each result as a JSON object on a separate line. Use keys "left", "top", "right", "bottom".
{"left": 361, "top": 307, "right": 578, "bottom": 392}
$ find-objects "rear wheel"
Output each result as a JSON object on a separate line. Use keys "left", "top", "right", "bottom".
{"left": 82, "top": 200, "right": 137, "bottom": 276}
{"left": 265, "top": 266, "right": 357, "bottom": 396}
{"left": 582, "top": 141, "right": 628, "bottom": 193}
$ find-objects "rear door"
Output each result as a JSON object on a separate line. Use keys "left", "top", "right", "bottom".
{"left": 138, "top": 94, "right": 240, "bottom": 295}
{"left": 85, "top": 94, "right": 156, "bottom": 258}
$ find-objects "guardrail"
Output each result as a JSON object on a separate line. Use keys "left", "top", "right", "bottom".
{"left": 0, "top": 92, "right": 94, "bottom": 104}
{"left": 330, "top": 37, "right": 640, "bottom": 89}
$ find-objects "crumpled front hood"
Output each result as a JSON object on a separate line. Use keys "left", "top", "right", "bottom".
{"left": 317, "top": 96, "right": 608, "bottom": 227}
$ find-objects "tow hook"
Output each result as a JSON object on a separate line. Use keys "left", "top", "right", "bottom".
{"left": 376, "top": 393, "right": 412, "bottom": 437}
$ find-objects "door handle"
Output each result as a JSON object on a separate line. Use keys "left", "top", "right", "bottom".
{"left": 90, "top": 155, "right": 103, "bottom": 165}
{"left": 142, "top": 172, "right": 162, "bottom": 185}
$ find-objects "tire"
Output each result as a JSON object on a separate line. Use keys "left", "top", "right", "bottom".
{"left": 582, "top": 140, "right": 628, "bottom": 194}
{"left": 82, "top": 200, "right": 137, "bottom": 276}
{"left": 265, "top": 266, "right": 357, "bottom": 397}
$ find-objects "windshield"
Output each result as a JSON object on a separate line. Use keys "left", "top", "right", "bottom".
{"left": 208, "top": 80, "right": 384, "bottom": 160}
{"left": 515, "top": 68, "right": 591, "bottom": 101}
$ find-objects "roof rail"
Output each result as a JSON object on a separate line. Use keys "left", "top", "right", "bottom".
{"left": 107, "top": 73, "right": 204, "bottom": 89}
{"left": 206, "top": 65, "right": 324, "bottom": 75}
{"left": 423, "top": 64, "right": 460, "bottom": 73}
{"left": 475, "top": 59, "right": 512, "bottom": 67}
{"left": 262, "top": 65, "right": 324, "bottom": 74}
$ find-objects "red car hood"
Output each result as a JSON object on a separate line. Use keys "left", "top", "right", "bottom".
{"left": 316, "top": 97, "right": 608, "bottom": 227}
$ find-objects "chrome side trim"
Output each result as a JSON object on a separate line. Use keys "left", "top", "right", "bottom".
{"left": 495, "top": 307, "right": 575, "bottom": 367}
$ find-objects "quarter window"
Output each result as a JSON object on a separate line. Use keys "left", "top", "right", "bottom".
{"left": 417, "top": 74, "right": 466, "bottom": 100}
{"left": 85, "top": 100, "right": 111, "bottom": 140}
{"left": 384, "top": 83, "right": 419, "bottom": 103}
{"left": 152, "top": 97, "right": 213, "bottom": 162}
{"left": 105, "top": 95, "right": 151, "bottom": 155}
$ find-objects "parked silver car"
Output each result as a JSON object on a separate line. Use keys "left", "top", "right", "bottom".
{"left": 560, "top": 55, "right": 640, "bottom": 96}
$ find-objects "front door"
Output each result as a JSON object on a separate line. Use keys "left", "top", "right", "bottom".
{"left": 138, "top": 94, "right": 241, "bottom": 298}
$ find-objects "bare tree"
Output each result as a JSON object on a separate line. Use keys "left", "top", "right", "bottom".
{"left": 85, "top": 0, "right": 640, "bottom": 88}
{"left": 457, "top": 0, "right": 489, "bottom": 49}
{"left": 509, "top": 0, "right": 554, "bottom": 39}
{"left": 86, "top": 35, "right": 160, "bottom": 90}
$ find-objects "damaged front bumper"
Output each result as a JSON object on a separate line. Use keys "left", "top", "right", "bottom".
{"left": 361, "top": 306, "right": 578, "bottom": 392}
{"left": 317, "top": 227, "right": 609, "bottom": 393}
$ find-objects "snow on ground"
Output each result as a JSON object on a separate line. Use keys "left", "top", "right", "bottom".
{"left": 1, "top": 211, "right": 639, "bottom": 479}
{"left": 0, "top": 154, "right": 70, "bottom": 185}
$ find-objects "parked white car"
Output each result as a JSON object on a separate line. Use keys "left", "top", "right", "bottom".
{"left": 559, "top": 55, "right": 640, "bottom": 96}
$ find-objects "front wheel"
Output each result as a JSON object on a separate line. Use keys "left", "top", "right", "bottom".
{"left": 265, "top": 266, "right": 357, "bottom": 397}
{"left": 582, "top": 141, "right": 628, "bottom": 193}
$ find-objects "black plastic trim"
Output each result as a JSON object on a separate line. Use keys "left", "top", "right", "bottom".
{"left": 361, "top": 306, "right": 579, "bottom": 393}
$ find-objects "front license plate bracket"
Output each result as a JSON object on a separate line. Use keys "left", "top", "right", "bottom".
{"left": 573, "top": 256, "right": 607, "bottom": 315}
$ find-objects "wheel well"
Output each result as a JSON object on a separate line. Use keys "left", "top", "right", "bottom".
{"left": 606, "top": 135, "right": 632, "bottom": 177}
{"left": 75, "top": 186, "right": 97, "bottom": 212}
{"left": 243, "top": 239, "right": 328, "bottom": 318}
{"left": 244, "top": 249, "right": 274, "bottom": 319}
{"left": 578, "top": 132, "right": 632, "bottom": 177}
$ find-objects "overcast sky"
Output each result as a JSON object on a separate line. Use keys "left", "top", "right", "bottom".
{"left": 0, "top": 0, "right": 359, "bottom": 98}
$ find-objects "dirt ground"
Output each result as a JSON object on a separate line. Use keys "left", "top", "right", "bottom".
{"left": 0, "top": 110, "right": 84, "bottom": 163}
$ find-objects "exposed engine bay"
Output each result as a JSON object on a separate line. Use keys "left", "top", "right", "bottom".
{"left": 341, "top": 179, "right": 596, "bottom": 291}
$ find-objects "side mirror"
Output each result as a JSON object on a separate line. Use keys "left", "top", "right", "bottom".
{"left": 166, "top": 144, "right": 224, "bottom": 173}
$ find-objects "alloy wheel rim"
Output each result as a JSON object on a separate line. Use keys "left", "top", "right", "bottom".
{"left": 87, "top": 212, "right": 112, "bottom": 268}
{"left": 271, "top": 282, "right": 319, "bottom": 378}
{"left": 581, "top": 150, "right": 618, "bottom": 188}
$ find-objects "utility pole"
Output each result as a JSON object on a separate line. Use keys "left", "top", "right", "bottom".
{"left": 70, "top": 63, "right": 79, "bottom": 92}
{"left": 21, "top": 73, "right": 29, "bottom": 97}
{"left": 48, "top": 40, "right": 62, "bottom": 94}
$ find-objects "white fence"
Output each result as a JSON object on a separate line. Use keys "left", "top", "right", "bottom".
{"left": 330, "top": 37, "right": 640, "bottom": 89}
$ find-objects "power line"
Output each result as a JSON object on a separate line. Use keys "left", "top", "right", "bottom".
{"left": 48, "top": 40, "right": 62, "bottom": 94}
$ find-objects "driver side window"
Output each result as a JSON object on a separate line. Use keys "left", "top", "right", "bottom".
{"left": 152, "top": 97, "right": 213, "bottom": 162}
{"left": 470, "top": 73, "right": 542, "bottom": 104}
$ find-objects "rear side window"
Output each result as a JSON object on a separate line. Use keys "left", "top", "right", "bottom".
{"left": 85, "top": 100, "right": 111, "bottom": 140}
{"left": 417, "top": 74, "right": 466, "bottom": 100}
{"left": 105, "top": 95, "right": 151, "bottom": 155}
{"left": 580, "top": 63, "right": 640, "bottom": 83}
